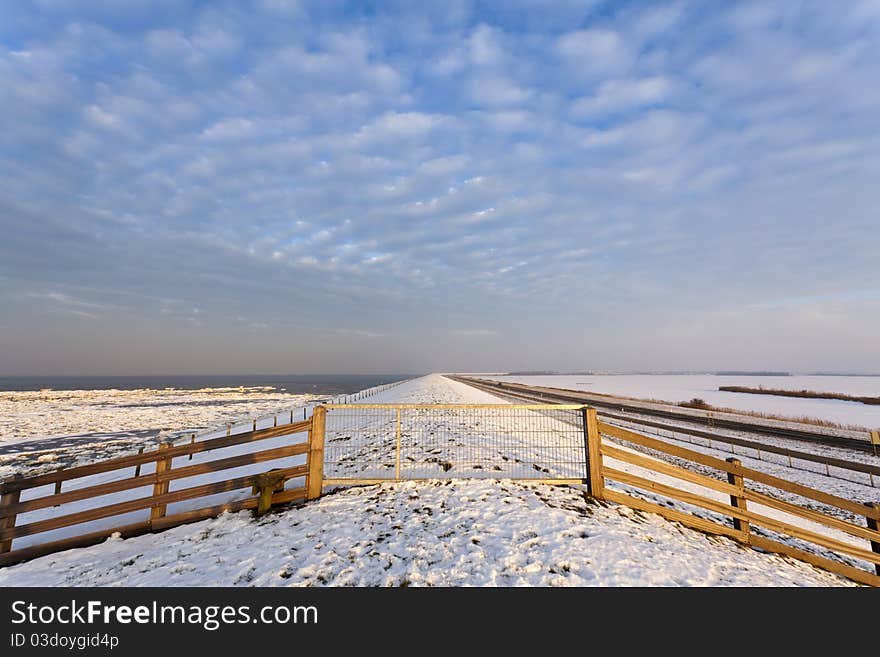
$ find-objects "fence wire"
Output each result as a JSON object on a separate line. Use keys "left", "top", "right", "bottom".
{"left": 323, "top": 405, "right": 588, "bottom": 481}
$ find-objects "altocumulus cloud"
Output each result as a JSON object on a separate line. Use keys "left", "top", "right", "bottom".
{"left": 0, "top": 1, "right": 879, "bottom": 375}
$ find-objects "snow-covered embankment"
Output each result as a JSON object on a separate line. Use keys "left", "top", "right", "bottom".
{"left": 0, "top": 375, "right": 855, "bottom": 586}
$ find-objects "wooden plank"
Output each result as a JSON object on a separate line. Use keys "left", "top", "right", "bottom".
{"left": 133, "top": 447, "right": 144, "bottom": 477}
{"left": 0, "top": 488, "right": 21, "bottom": 553}
{"left": 0, "top": 501, "right": 254, "bottom": 568}
{"left": 0, "top": 486, "right": 309, "bottom": 569}
{"left": 732, "top": 507, "right": 880, "bottom": 565}
{"left": 395, "top": 407, "right": 402, "bottom": 481}
{"left": 602, "top": 467, "right": 750, "bottom": 530}
{"left": 150, "top": 498, "right": 259, "bottom": 530}
{"left": 598, "top": 421, "right": 739, "bottom": 474}
{"left": 599, "top": 420, "right": 879, "bottom": 520}
{"left": 1, "top": 465, "right": 308, "bottom": 541}
{"left": 150, "top": 444, "right": 171, "bottom": 521}
{"left": 727, "top": 457, "right": 750, "bottom": 540}
{"left": 1, "top": 443, "right": 309, "bottom": 518}
{"left": 604, "top": 466, "right": 876, "bottom": 565}
{"left": 601, "top": 415, "right": 880, "bottom": 476}
{"left": 149, "top": 487, "right": 305, "bottom": 530}
{"left": 0, "top": 420, "right": 312, "bottom": 494}
{"left": 599, "top": 444, "right": 740, "bottom": 497}
{"left": 306, "top": 408, "right": 325, "bottom": 501}
{"left": 603, "top": 488, "right": 743, "bottom": 540}
{"left": 863, "top": 502, "right": 880, "bottom": 576}
{"left": 323, "top": 403, "right": 587, "bottom": 410}
{"left": 604, "top": 468, "right": 879, "bottom": 564}
{"left": 0, "top": 518, "right": 153, "bottom": 568}
{"left": 586, "top": 408, "right": 604, "bottom": 499}
{"left": 254, "top": 471, "right": 286, "bottom": 516}
{"left": 750, "top": 535, "right": 879, "bottom": 587}
{"left": 322, "top": 478, "right": 585, "bottom": 486}
{"left": 268, "top": 487, "right": 307, "bottom": 506}
{"left": 743, "top": 488, "right": 880, "bottom": 544}
{"left": 734, "top": 463, "right": 880, "bottom": 520}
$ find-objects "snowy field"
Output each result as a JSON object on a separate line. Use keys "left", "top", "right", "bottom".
{"left": 0, "top": 387, "right": 319, "bottom": 478}
{"left": 0, "top": 374, "right": 863, "bottom": 587}
{"left": 481, "top": 374, "right": 880, "bottom": 428}
{"left": 0, "top": 386, "right": 318, "bottom": 441}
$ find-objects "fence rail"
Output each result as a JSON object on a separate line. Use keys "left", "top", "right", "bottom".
{"left": 588, "top": 415, "right": 880, "bottom": 586}
{"left": 601, "top": 414, "right": 880, "bottom": 487}
{"left": 0, "top": 418, "right": 317, "bottom": 567}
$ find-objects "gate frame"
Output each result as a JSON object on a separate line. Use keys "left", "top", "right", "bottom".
{"left": 314, "top": 403, "right": 599, "bottom": 492}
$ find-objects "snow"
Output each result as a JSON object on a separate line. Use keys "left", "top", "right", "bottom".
{"left": 0, "top": 479, "right": 850, "bottom": 587}
{"left": 482, "top": 374, "right": 880, "bottom": 429}
{"left": 604, "top": 413, "right": 880, "bottom": 499}
{"left": 0, "top": 380, "right": 409, "bottom": 550}
{"left": 0, "top": 387, "right": 322, "bottom": 479}
{"left": 0, "top": 374, "right": 864, "bottom": 587}
{"left": 0, "top": 386, "right": 316, "bottom": 442}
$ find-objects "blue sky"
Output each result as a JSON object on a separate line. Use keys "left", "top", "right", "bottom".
{"left": 1, "top": 1, "right": 879, "bottom": 375}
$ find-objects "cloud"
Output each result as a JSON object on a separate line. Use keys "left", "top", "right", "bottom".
{"left": 355, "top": 111, "right": 448, "bottom": 143}
{"left": 555, "top": 28, "right": 630, "bottom": 73}
{"left": 24, "top": 292, "right": 107, "bottom": 319}
{"left": 1, "top": 2, "right": 879, "bottom": 374}
{"left": 468, "top": 24, "right": 506, "bottom": 67}
{"left": 467, "top": 75, "right": 532, "bottom": 106}
{"left": 453, "top": 329, "right": 498, "bottom": 337}
{"left": 571, "top": 76, "right": 674, "bottom": 117}
{"left": 200, "top": 118, "right": 255, "bottom": 141}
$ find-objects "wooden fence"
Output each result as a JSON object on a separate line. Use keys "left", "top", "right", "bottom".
{"left": 3, "top": 402, "right": 879, "bottom": 587}
{"left": 583, "top": 410, "right": 880, "bottom": 587}
{"left": 0, "top": 415, "right": 322, "bottom": 567}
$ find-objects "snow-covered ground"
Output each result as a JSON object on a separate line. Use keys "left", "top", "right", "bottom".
{"left": 604, "top": 412, "right": 880, "bottom": 495}
{"left": 482, "top": 374, "right": 880, "bottom": 428}
{"left": 0, "top": 386, "right": 317, "bottom": 441}
{"left": 0, "top": 479, "right": 850, "bottom": 586}
{"left": 0, "top": 387, "right": 319, "bottom": 479}
{"left": 0, "top": 374, "right": 863, "bottom": 586}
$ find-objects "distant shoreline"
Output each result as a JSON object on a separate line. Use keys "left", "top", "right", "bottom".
{"left": 719, "top": 385, "right": 880, "bottom": 406}
{"left": 502, "top": 371, "right": 880, "bottom": 377}
{"left": 0, "top": 374, "right": 416, "bottom": 394}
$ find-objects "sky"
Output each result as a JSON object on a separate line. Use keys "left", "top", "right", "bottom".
{"left": 1, "top": 0, "right": 879, "bottom": 376}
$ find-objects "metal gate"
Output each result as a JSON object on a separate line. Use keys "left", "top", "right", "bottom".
{"left": 320, "top": 404, "right": 589, "bottom": 485}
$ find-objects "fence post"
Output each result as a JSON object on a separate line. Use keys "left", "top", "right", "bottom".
{"left": 150, "top": 443, "right": 172, "bottom": 522}
{"left": 134, "top": 447, "right": 145, "bottom": 477}
{"left": 395, "top": 407, "right": 402, "bottom": 481}
{"left": 306, "top": 406, "right": 326, "bottom": 500}
{"left": 255, "top": 471, "right": 287, "bottom": 517}
{"left": 726, "top": 457, "right": 750, "bottom": 543}
{"left": 0, "top": 476, "right": 23, "bottom": 554}
{"left": 585, "top": 408, "right": 604, "bottom": 499}
{"left": 865, "top": 502, "right": 880, "bottom": 576}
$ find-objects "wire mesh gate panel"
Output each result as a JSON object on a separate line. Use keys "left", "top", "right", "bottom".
{"left": 322, "top": 404, "right": 589, "bottom": 484}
